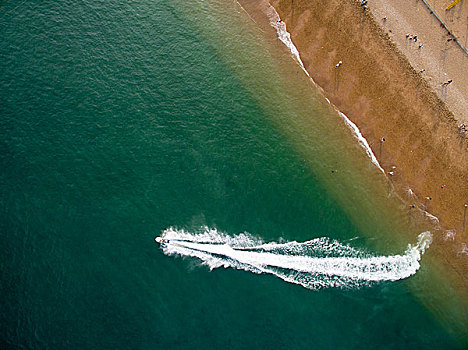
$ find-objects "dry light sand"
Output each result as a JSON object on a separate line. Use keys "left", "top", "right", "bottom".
{"left": 268, "top": 0, "right": 468, "bottom": 280}
{"left": 237, "top": 0, "right": 468, "bottom": 319}
{"left": 369, "top": 0, "right": 468, "bottom": 125}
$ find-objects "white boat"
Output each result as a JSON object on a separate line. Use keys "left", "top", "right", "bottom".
{"left": 155, "top": 236, "right": 169, "bottom": 247}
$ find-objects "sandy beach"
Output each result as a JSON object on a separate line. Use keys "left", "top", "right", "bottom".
{"left": 3, "top": 0, "right": 468, "bottom": 347}
{"left": 236, "top": 0, "right": 468, "bottom": 316}
{"left": 369, "top": 0, "right": 468, "bottom": 125}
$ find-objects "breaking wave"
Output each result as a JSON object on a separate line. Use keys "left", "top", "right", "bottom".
{"left": 158, "top": 227, "right": 432, "bottom": 290}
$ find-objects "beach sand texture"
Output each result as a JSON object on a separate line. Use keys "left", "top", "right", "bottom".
{"left": 427, "top": 0, "right": 468, "bottom": 49}
{"left": 259, "top": 0, "right": 468, "bottom": 298}
{"left": 369, "top": 0, "right": 468, "bottom": 125}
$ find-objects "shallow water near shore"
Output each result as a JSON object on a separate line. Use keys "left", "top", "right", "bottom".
{"left": 0, "top": 0, "right": 466, "bottom": 348}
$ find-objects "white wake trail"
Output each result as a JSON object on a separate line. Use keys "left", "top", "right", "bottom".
{"left": 157, "top": 227, "right": 432, "bottom": 290}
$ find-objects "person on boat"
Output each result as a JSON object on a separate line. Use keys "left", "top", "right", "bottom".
{"left": 155, "top": 237, "right": 169, "bottom": 246}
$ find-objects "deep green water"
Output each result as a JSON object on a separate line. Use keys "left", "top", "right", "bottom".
{"left": 0, "top": 0, "right": 465, "bottom": 348}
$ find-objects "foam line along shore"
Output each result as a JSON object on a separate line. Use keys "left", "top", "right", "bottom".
{"left": 262, "top": 0, "right": 467, "bottom": 303}
{"left": 267, "top": 5, "right": 385, "bottom": 174}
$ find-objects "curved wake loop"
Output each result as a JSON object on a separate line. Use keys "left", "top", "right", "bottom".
{"left": 158, "top": 227, "right": 432, "bottom": 290}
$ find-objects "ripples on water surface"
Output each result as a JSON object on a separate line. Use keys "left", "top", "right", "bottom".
{"left": 0, "top": 0, "right": 465, "bottom": 348}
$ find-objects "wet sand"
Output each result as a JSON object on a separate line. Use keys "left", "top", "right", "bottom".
{"left": 236, "top": 0, "right": 468, "bottom": 330}
{"left": 267, "top": 0, "right": 468, "bottom": 277}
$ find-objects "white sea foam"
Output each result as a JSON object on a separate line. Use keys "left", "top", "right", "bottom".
{"left": 424, "top": 211, "right": 440, "bottom": 224}
{"left": 268, "top": 7, "right": 310, "bottom": 77}
{"left": 339, "top": 112, "right": 385, "bottom": 174}
{"left": 267, "top": 5, "right": 385, "bottom": 174}
{"left": 158, "top": 227, "right": 432, "bottom": 290}
{"left": 458, "top": 243, "right": 468, "bottom": 257}
{"left": 444, "top": 229, "right": 456, "bottom": 241}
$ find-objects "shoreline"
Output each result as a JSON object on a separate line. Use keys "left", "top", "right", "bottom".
{"left": 236, "top": 0, "right": 468, "bottom": 338}
{"left": 268, "top": 0, "right": 468, "bottom": 267}
{"left": 268, "top": 7, "right": 387, "bottom": 174}
{"left": 263, "top": 0, "right": 467, "bottom": 235}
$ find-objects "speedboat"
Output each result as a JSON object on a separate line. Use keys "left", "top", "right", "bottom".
{"left": 155, "top": 236, "right": 169, "bottom": 247}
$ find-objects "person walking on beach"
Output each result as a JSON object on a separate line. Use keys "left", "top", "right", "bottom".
{"left": 441, "top": 79, "right": 453, "bottom": 87}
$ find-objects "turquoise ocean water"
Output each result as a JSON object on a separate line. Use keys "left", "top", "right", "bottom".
{"left": 1, "top": 0, "right": 466, "bottom": 348}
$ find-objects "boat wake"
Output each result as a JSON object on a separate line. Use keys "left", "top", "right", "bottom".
{"left": 157, "top": 227, "right": 432, "bottom": 290}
